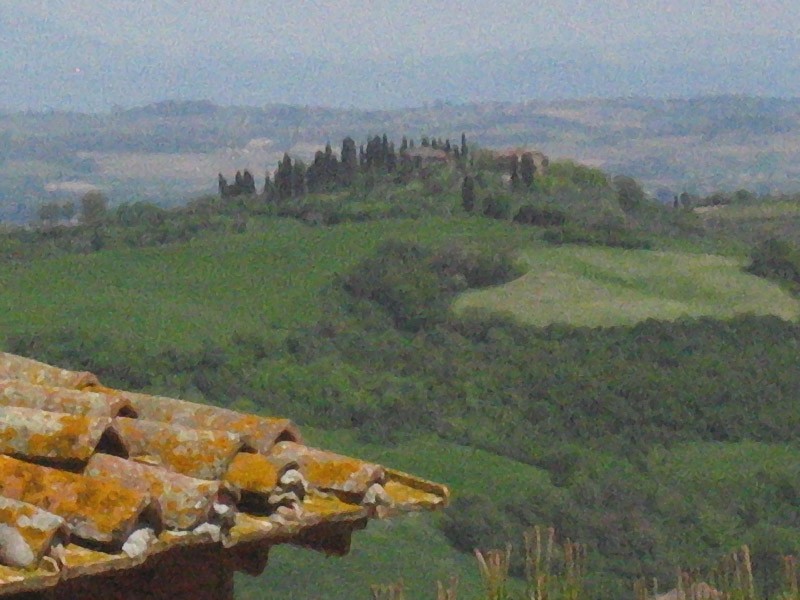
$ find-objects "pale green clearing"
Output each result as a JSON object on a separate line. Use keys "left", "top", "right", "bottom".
{"left": 454, "top": 245, "right": 800, "bottom": 327}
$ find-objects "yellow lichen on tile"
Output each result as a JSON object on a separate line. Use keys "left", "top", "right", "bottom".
{"left": 383, "top": 481, "right": 446, "bottom": 510}
{"left": 113, "top": 418, "right": 244, "bottom": 480}
{"left": 302, "top": 493, "right": 367, "bottom": 521}
{"left": 0, "top": 455, "right": 149, "bottom": 545}
{"left": 0, "top": 407, "right": 110, "bottom": 462}
{"left": 0, "top": 562, "right": 60, "bottom": 594}
{"left": 223, "top": 453, "right": 280, "bottom": 494}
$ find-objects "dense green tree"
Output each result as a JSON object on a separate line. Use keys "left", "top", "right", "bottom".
{"left": 292, "top": 160, "right": 307, "bottom": 197}
{"left": 341, "top": 137, "right": 358, "bottom": 186}
{"left": 461, "top": 132, "right": 468, "bottom": 159}
{"left": 61, "top": 201, "right": 76, "bottom": 222}
{"left": 36, "top": 201, "right": 62, "bottom": 225}
{"left": 461, "top": 175, "right": 476, "bottom": 213}
{"left": 80, "top": 191, "right": 109, "bottom": 224}
{"left": 275, "top": 154, "right": 293, "bottom": 200}
{"left": 613, "top": 175, "right": 647, "bottom": 211}
{"left": 263, "top": 172, "right": 276, "bottom": 201}
{"left": 520, "top": 152, "right": 536, "bottom": 187}
{"left": 242, "top": 170, "right": 256, "bottom": 194}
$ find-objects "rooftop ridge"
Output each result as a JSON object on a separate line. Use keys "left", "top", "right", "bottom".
{"left": 0, "top": 352, "right": 449, "bottom": 597}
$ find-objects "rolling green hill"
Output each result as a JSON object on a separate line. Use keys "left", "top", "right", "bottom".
{"left": 4, "top": 210, "right": 800, "bottom": 599}
{"left": 454, "top": 245, "right": 800, "bottom": 327}
{"left": 0, "top": 217, "right": 532, "bottom": 354}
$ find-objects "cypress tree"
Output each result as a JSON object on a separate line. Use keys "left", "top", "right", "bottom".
{"left": 341, "top": 137, "right": 358, "bottom": 186}
{"left": 460, "top": 133, "right": 468, "bottom": 159}
{"left": 242, "top": 170, "right": 256, "bottom": 194}
{"left": 386, "top": 142, "right": 397, "bottom": 173}
{"left": 461, "top": 175, "right": 476, "bottom": 213}
{"left": 292, "top": 160, "right": 307, "bottom": 197}
{"left": 263, "top": 172, "right": 276, "bottom": 201}
{"left": 400, "top": 136, "right": 408, "bottom": 153}
{"left": 510, "top": 157, "right": 521, "bottom": 190}
{"left": 520, "top": 152, "right": 536, "bottom": 188}
{"left": 276, "top": 154, "right": 293, "bottom": 200}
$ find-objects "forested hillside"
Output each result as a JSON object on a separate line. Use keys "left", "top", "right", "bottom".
{"left": 4, "top": 96, "right": 800, "bottom": 223}
{"left": 3, "top": 134, "right": 800, "bottom": 599}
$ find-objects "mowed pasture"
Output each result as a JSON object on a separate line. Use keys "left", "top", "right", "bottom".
{"left": 454, "top": 245, "right": 800, "bottom": 327}
{"left": 700, "top": 200, "right": 800, "bottom": 245}
{"left": 0, "top": 218, "right": 532, "bottom": 353}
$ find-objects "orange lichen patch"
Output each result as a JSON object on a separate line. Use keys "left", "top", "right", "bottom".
{"left": 0, "top": 406, "right": 111, "bottom": 463}
{"left": 382, "top": 481, "right": 447, "bottom": 512}
{"left": 0, "top": 497, "right": 67, "bottom": 569}
{"left": 93, "top": 389, "right": 302, "bottom": 453}
{"left": 59, "top": 544, "right": 144, "bottom": 579}
{"left": 0, "top": 353, "right": 98, "bottom": 390}
{"left": 112, "top": 418, "right": 245, "bottom": 480}
{"left": 0, "top": 455, "right": 151, "bottom": 546}
{"left": 269, "top": 442, "right": 385, "bottom": 496}
{"left": 0, "top": 561, "right": 60, "bottom": 594}
{"left": 385, "top": 468, "right": 450, "bottom": 505}
{"left": 223, "top": 453, "right": 281, "bottom": 496}
{"left": 0, "top": 380, "right": 134, "bottom": 419}
{"left": 84, "top": 454, "right": 226, "bottom": 531}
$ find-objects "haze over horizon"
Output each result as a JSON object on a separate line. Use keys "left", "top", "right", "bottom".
{"left": 2, "top": 1, "right": 800, "bottom": 112}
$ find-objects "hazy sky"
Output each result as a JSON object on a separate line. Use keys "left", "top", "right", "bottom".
{"left": 9, "top": 1, "right": 800, "bottom": 58}
{"left": 2, "top": 1, "right": 800, "bottom": 110}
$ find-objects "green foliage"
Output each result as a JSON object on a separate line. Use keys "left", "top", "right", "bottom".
{"left": 612, "top": 175, "right": 647, "bottom": 212}
{"left": 747, "top": 238, "right": 800, "bottom": 290}
{"left": 80, "top": 190, "right": 109, "bottom": 224}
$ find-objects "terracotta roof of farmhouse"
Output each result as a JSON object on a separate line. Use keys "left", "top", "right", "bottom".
{"left": 0, "top": 352, "right": 449, "bottom": 596}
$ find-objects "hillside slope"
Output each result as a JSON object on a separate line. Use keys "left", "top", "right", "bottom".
{"left": 455, "top": 245, "right": 800, "bottom": 327}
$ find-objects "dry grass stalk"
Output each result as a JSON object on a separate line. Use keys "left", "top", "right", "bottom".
{"left": 371, "top": 580, "right": 405, "bottom": 600}
{"left": 783, "top": 556, "right": 799, "bottom": 600}
{"left": 475, "top": 545, "right": 512, "bottom": 600}
{"left": 436, "top": 575, "right": 459, "bottom": 600}
{"left": 743, "top": 546, "right": 756, "bottom": 600}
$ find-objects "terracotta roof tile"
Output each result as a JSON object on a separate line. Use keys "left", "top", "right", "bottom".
{"left": 0, "top": 454, "right": 154, "bottom": 546}
{"left": 0, "top": 379, "right": 134, "bottom": 418}
{"left": 0, "top": 353, "right": 98, "bottom": 390}
{"left": 0, "top": 353, "right": 449, "bottom": 596}
{"left": 83, "top": 454, "right": 233, "bottom": 531}
{"left": 0, "top": 407, "right": 112, "bottom": 464}
{"left": 112, "top": 417, "right": 245, "bottom": 480}
{"left": 0, "top": 497, "right": 68, "bottom": 568}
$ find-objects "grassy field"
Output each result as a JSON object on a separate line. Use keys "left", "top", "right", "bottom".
{"left": 699, "top": 200, "right": 800, "bottom": 246}
{"left": 0, "top": 217, "right": 533, "bottom": 353}
{"left": 454, "top": 245, "right": 800, "bottom": 327}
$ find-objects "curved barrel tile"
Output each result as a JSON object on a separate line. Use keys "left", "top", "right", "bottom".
{"left": 0, "top": 497, "right": 68, "bottom": 569}
{"left": 268, "top": 442, "right": 385, "bottom": 498}
{"left": 112, "top": 417, "right": 245, "bottom": 480}
{"left": 84, "top": 454, "right": 232, "bottom": 531}
{"left": 0, "top": 353, "right": 98, "bottom": 390}
{"left": 0, "top": 407, "right": 112, "bottom": 464}
{"left": 0, "top": 380, "right": 134, "bottom": 418}
{"left": 0, "top": 455, "right": 155, "bottom": 547}
{"left": 94, "top": 388, "right": 302, "bottom": 452}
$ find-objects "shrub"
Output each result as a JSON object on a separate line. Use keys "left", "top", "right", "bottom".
{"left": 747, "top": 238, "right": 800, "bottom": 289}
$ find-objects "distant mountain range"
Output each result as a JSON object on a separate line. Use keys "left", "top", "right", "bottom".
{"left": 2, "top": 30, "right": 800, "bottom": 112}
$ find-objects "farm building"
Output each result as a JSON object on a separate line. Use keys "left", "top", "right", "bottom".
{"left": 0, "top": 352, "right": 448, "bottom": 599}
